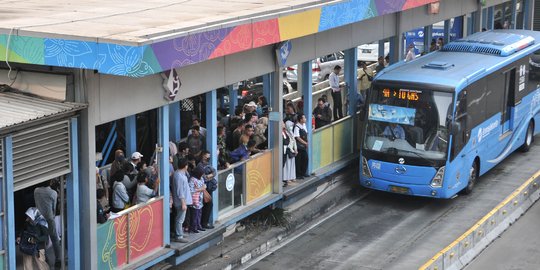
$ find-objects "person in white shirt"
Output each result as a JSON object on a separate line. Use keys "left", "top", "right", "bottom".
{"left": 187, "top": 118, "right": 207, "bottom": 137}
{"left": 329, "top": 65, "right": 343, "bottom": 121}
{"left": 293, "top": 113, "right": 309, "bottom": 179}
{"left": 405, "top": 44, "right": 416, "bottom": 62}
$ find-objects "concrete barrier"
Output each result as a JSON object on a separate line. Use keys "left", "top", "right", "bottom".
{"left": 419, "top": 169, "right": 540, "bottom": 270}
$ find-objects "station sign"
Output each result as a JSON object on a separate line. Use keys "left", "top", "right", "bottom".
{"left": 162, "top": 69, "right": 181, "bottom": 101}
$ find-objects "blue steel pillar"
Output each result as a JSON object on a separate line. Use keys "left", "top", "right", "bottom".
{"left": 169, "top": 102, "right": 181, "bottom": 142}
{"left": 67, "top": 118, "right": 80, "bottom": 270}
{"left": 444, "top": 19, "right": 451, "bottom": 44}
{"left": 300, "top": 61, "right": 313, "bottom": 174}
{"left": 263, "top": 73, "right": 272, "bottom": 102}
{"left": 206, "top": 90, "right": 218, "bottom": 224}
{"left": 344, "top": 48, "right": 358, "bottom": 117}
{"left": 523, "top": 0, "right": 533, "bottom": 30}
{"left": 4, "top": 136, "right": 15, "bottom": 270}
{"left": 125, "top": 115, "right": 137, "bottom": 155}
{"left": 511, "top": 0, "right": 517, "bottom": 29}
{"left": 423, "top": 25, "right": 432, "bottom": 54}
{"left": 482, "top": 8, "right": 488, "bottom": 29}
{"left": 228, "top": 85, "right": 238, "bottom": 116}
{"left": 378, "top": 40, "right": 385, "bottom": 58}
{"left": 158, "top": 105, "right": 170, "bottom": 245}
{"left": 388, "top": 36, "right": 398, "bottom": 64}
{"left": 487, "top": 7, "right": 494, "bottom": 30}
{"left": 267, "top": 71, "right": 277, "bottom": 149}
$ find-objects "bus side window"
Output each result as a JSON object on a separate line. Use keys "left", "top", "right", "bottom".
{"left": 486, "top": 73, "right": 505, "bottom": 118}
{"left": 451, "top": 90, "right": 468, "bottom": 160}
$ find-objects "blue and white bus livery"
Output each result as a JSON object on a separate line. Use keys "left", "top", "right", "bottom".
{"left": 360, "top": 30, "right": 540, "bottom": 199}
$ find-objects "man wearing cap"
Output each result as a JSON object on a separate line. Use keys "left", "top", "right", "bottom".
{"left": 244, "top": 101, "right": 257, "bottom": 114}
{"left": 130, "top": 152, "right": 143, "bottom": 173}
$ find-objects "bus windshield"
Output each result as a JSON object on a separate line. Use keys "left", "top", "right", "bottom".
{"left": 363, "top": 86, "right": 453, "bottom": 162}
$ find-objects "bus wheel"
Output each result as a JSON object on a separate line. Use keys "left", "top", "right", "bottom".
{"left": 462, "top": 162, "right": 478, "bottom": 195}
{"left": 520, "top": 122, "right": 534, "bottom": 152}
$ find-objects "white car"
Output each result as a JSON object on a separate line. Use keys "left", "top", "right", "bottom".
{"left": 285, "top": 61, "right": 321, "bottom": 86}
{"left": 357, "top": 42, "right": 389, "bottom": 63}
{"left": 317, "top": 52, "right": 345, "bottom": 81}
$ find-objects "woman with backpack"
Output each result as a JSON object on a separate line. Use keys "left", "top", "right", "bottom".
{"left": 18, "top": 207, "right": 49, "bottom": 269}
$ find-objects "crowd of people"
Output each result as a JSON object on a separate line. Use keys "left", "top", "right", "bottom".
{"left": 92, "top": 61, "right": 384, "bottom": 239}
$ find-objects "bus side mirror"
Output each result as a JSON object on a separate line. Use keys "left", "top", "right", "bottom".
{"left": 449, "top": 121, "right": 460, "bottom": 136}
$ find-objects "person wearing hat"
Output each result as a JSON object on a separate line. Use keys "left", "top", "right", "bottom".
{"left": 110, "top": 149, "right": 125, "bottom": 177}
{"left": 18, "top": 207, "right": 49, "bottom": 269}
{"left": 244, "top": 101, "right": 257, "bottom": 114}
{"left": 135, "top": 169, "right": 160, "bottom": 204}
{"left": 130, "top": 152, "right": 144, "bottom": 173}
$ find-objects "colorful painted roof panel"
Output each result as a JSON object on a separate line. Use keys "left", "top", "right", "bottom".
{"left": 0, "top": 0, "right": 437, "bottom": 77}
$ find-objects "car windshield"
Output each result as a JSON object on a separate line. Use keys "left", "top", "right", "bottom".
{"left": 363, "top": 86, "right": 453, "bottom": 161}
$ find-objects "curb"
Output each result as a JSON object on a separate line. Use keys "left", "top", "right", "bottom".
{"left": 214, "top": 177, "right": 363, "bottom": 270}
{"left": 419, "top": 169, "right": 540, "bottom": 270}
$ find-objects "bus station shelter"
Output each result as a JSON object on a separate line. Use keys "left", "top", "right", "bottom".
{"left": 0, "top": 0, "right": 533, "bottom": 268}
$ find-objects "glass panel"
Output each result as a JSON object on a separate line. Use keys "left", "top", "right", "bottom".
{"left": 97, "top": 199, "right": 164, "bottom": 267}
{"left": 364, "top": 87, "right": 452, "bottom": 161}
{"left": 333, "top": 118, "right": 353, "bottom": 161}
{"left": 218, "top": 163, "right": 245, "bottom": 213}
{"left": 128, "top": 199, "right": 164, "bottom": 262}
{"left": 246, "top": 151, "right": 273, "bottom": 203}
{"left": 97, "top": 220, "right": 121, "bottom": 269}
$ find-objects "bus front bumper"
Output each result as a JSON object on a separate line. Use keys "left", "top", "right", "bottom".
{"left": 360, "top": 177, "right": 449, "bottom": 198}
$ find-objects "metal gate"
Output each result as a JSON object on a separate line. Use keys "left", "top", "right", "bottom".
{"left": 11, "top": 120, "right": 71, "bottom": 190}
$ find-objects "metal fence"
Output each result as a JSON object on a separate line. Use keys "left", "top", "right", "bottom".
{"left": 311, "top": 116, "right": 356, "bottom": 172}
{"left": 97, "top": 197, "right": 165, "bottom": 269}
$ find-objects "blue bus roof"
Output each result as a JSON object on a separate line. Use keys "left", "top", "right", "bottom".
{"left": 375, "top": 30, "right": 540, "bottom": 92}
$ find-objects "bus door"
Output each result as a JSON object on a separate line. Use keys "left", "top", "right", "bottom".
{"left": 501, "top": 68, "right": 516, "bottom": 134}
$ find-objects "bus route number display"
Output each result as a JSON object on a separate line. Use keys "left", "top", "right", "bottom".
{"left": 382, "top": 88, "right": 421, "bottom": 101}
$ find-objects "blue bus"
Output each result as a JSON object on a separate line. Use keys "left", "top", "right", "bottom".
{"left": 360, "top": 30, "right": 540, "bottom": 198}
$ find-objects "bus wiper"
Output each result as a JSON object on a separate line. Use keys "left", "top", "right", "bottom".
{"left": 388, "top": 148, "right": 436, "bottom": 167}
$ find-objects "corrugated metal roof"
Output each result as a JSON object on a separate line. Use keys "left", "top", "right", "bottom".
{"left": 0, "top": 92, "right": 86, "bottom": 133}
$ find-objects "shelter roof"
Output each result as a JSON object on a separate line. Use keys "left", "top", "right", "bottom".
{"left": 0, "top": 0, "right": 437, "bottom": 77}
{"left": 0, "top": 91, "right": 85, "bottom": 134}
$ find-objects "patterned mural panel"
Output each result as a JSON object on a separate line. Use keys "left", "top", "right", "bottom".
{"left": 97, "top": 199, "right": 164, "bottom": 269}
{"left": 312, "top": 127, "right": 334, "bottom": 171}
{"left": 333, "top": 118, "right": 353, "bottom": 161}
{"left": 246, "top": 151, "right": 273, "bottom": 203}
{"left": 0, "top": 0, "right": 436, "bottom": 77}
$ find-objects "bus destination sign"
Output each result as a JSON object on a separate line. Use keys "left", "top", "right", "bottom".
{"left": 382, "top": 88, "right": 422, "bottom": 101}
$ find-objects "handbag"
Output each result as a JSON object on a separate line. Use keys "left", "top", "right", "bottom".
{"left": 286, "top": 147, "right": 296, "bottom": 158}
{"left": 19, "top": 230, "right": 39, "bottom": 256}
{"left": 203, "top": 189, "right": 212, "bottom": 203}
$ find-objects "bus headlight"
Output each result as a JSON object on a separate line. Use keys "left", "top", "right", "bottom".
{"left": 430, "top": 166, "right": 445, "bottom": 188}
{"left": 362, "top": 156, "right": 372, "bottom": 178}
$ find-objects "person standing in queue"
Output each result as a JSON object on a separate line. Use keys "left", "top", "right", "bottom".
{"left": 329, "top": 65, "right": 343, "bottom": 120}
{"left": 312, "top": 98, "right": 332, "bottom": 129}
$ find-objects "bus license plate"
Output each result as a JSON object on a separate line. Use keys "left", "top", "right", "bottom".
{"left": 389, "top": 185, "right": 410, "bottom": 194}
